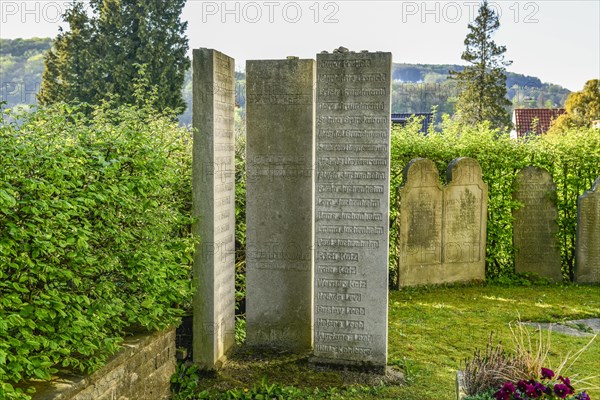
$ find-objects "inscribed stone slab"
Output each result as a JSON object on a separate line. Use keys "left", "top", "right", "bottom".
{"left": 397, "top": 158, "right": 443, "bottom": 286}
{"left": 575, "top": 177, "right": 600, "bottom": 283}
{"left": 513, "top": 167, "right": 562, "bottom": 281}
{"left": 312, "top": 50, "right": 391, "bottom": 371}
{"left": 442, "top": 157, "right": 487, "bottom": 281}
{"left": 192, "top": 48, "right": 236, "bottom": 369}
{"left": 245, "top": 58, "right": 315, "bottom": 350}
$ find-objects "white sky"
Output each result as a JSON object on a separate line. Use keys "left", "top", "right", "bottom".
{"left": 1, "top": 0, "right": 598, "bottom": 91}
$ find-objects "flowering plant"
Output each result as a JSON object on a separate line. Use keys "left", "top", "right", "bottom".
{"left": 494, "top": 368, "right": 591, "bottom": 400}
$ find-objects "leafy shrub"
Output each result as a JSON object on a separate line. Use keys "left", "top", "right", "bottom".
{"left": 390, "top": 116, "right": 600, "bottom": 282}
{"left": 234, "top": 132, "right": 247, "bottom": 315}
{"left": 0, "top": 102, "right": 194, "bottom": 398}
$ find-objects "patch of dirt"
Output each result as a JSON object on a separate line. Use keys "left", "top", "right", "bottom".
{"left": 196, "top": 346, "right": 404, "bottom": 392}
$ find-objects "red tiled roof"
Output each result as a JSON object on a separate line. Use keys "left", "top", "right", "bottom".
{"left": 513, "top": 108, "right": 565, "bottom": 137}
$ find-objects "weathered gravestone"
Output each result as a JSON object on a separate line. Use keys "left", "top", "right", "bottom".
{"left": 192, "top": 48, "right": 236, "bottom": 369}
{"left": 312, "top": 49, "right": 391, "bottom": 372}
{"left": 575, "top": 177, "right": 600, "bottom": 283}
{"left": 442, "top": 158, "right": 488, "bottom": 282}
{"left": 397, "top": 158, "right": 487, "bottom": 287}
{"left": 245, "top": 58, "right": 315, "bottom": 350}
{"left": 513, "top": 167, "right": 562, "bottom": 281}
{"left": 397, "top": 158, "right": 443, "bottom": 286}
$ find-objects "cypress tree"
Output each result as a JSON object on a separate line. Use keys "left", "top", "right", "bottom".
{"left": 449, "top": 0, "right": 512, "bottom": 130}
{"left": 39, "top": 0, "right": 189, "bottom": 113}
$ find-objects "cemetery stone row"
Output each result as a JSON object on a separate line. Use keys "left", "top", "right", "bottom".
{"left": 190, "top": 48, "right": 600, "bottom": 373}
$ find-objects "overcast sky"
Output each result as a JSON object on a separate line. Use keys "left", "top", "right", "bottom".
{"left": 1, "top": 0, "right": 598, "bottom": 91}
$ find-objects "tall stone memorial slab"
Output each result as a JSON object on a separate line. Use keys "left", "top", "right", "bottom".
{"left": 245, "top": 59, "right": 315, "bottom": 350}
{"left": 192, "top": 49, "right": 236, "bottom": 369}
{"left": 575, "top": 177, "right": 600, "bottom": 283}
{"left": 397, "top": 158, "right": 443, "bottom": 286}
{"left": 312, "top": 50, "right": 391, "bottom": 372}
{"left": 443, "top": 158, "right": 487, "bottom": 281}
{"left": 513, "top": 167, "right": 562, "bottom": 281}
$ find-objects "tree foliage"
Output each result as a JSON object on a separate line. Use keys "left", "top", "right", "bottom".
{"left": 449, "top": 0, "right": 512, "bottom": 130}
{"left": 551, "top": 79, "right": 600, "bottom": 131}
{"left": 38, "top": 0, "right": 189, "bottom": 112}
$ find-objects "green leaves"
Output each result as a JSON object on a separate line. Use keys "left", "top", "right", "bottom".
{"left": 0, "top": 102, "right": 194, "bottom": 398}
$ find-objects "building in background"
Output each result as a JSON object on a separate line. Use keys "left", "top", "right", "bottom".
{"left": 511, "top": 108, "right": 565, "bottom": 139}
{"left": 391, "top": 113, "right": 433, "bottom": 134}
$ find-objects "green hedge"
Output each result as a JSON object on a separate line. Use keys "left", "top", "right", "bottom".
{"left": 390, "top": 116, "right": 600, "bottom": 283}
{"left": 0, "top": 103, "right": 194, "bottom": 399}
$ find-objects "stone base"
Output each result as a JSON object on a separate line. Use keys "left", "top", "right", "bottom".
{"left": 456, "top": 370, "right": 467, "bottom": 400}
{"left": 309, "top": 357, "right": 387, "bottom": 375}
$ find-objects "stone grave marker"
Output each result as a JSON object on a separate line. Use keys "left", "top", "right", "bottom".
{"left": 443, "top": 157, "right": 487, "bottom": 282}
{"left": 192, "top": 48, "right": 236, "bottom": 369}
{"left": 575, "top": 177, "right": 600, "bottom": 283}
{"left": 312, "top": 49, "right": 391, "bottom": 372}
{"left": 397, "top": 158, "right": 443, "bottom": 286}
{"left": 245, "top": 58, "right": 315, "bottom": 350}
{"left": 513, "top": 167, "right": 562, "bottom": 281}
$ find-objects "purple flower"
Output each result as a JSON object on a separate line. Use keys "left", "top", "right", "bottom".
{"left": 558, "top": 376, "right": 575, "bottom": 394}
{"left": 576, "top": 391, "right": 591, "bottom": 400}
{"left": 558, "top": 376, "right": 570, "bottom": 385}
{"left": 534, "top": 382, "right": 547, "bottom": 395}
{"left": 541, "top": 367, "right": 555, "bottom": 379}
{"left": 554, "top": 384, "right": 570, "bottom": 398}
{"left": 516, "top": 380, "right": 528, "bottom": 392}
{"left": 525, "top": 384, "right": 540, "bottom": 398}
{"left": 501, "top": 382, "right": 516, "bottom": 394}
{"left": 495, "top": 382, "right": 516, "bottom": 400}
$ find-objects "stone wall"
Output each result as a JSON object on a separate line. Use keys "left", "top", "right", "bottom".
{"left": 29, "top": 328, "right": 175, "bottom": 400}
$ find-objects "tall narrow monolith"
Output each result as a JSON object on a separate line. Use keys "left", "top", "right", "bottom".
{"left": 245, "top": 58, "right": 315, "bottom": 350}
{"left": 192, "top": 48, "right": 236, "bottom": 369}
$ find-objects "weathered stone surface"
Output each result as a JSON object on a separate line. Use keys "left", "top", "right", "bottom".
{"left": 245, "top": 58, "right": 315, "bottom": 350}
{"left": 192, "top": 48, "right": 236, "bottom": 369}
{"left": 575, "top": 177, "right": 600, "bottom": 283}
{"left": 397, "top": 158, "right": 487, "bottom": 286}
{"left": 397, "top": 158, "right": 443, "bottom": 286}
{"left": 29, "top": 329, "right": 175, "bottom": 400}
{"left": 312, "top": 50, "right": 391, "bottom": 371}
{"left": 443, "top": 157, "right": 487, "bottom": 282}
{"left": 513, "top": 167, "right": 562, "bottom": 281}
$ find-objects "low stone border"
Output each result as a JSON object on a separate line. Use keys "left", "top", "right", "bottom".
{"left": 23, "top": 328, "right": 175, "bottom": 400}
{"left": 456, "top": 370, "right": 467, "bottom": 400}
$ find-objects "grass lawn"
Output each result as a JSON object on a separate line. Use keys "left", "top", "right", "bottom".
{"left": 181, "top": 283, "right": 600, "bottom": 399}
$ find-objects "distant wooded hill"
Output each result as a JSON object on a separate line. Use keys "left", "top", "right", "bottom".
{"left": 2, "top": 38, "right": 571, "bottom": 126}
